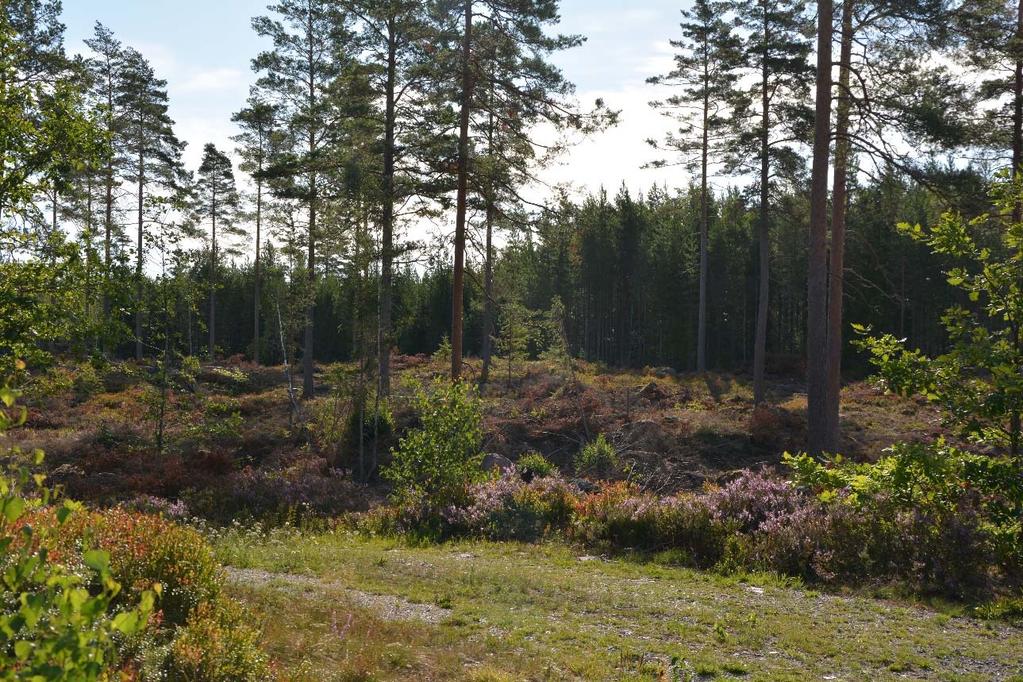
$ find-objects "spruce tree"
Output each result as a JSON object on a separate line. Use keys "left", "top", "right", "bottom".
{"left": 647, "top": 0, "right": 741, "bottom": 373}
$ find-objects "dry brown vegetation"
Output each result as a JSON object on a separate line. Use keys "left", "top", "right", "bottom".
{"left": 2, "top": 354, "right": 952, "bottom": 519}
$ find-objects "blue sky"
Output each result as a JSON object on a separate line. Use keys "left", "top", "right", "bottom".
{"left": 61, "top": 0, "right": 688, "bottom": 195}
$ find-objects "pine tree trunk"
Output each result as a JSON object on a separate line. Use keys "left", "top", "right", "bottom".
{"left": 102, "top": 83, "right": 114, "bottom": 350}
{"left": 450, "top": 0, "right": 473, "bottom": 381}
{"left": 209, "top": 185, "right": 217, "bottom": 360}
{"left": 753, "top": 11, "right": 771, "bottom": 405}
{"left": 480, "top": 85, "right": 496, "bottom": 388}
{"left": 697, "top": 54, "right": 710, "bottom": 373}
{"left": 1009, "top": 0, "right": 1023, "bottom": 457}
{"left": 806, "top": 0, "right": 834, "bottom": 455}
{"left": 379, "top": 22, "right": 397, "bottom": 396}
{"left": 136, "top": 148, "right": 145, "bottom": 361}
{"left": 304, "top": 177, "right": 316, "bottom": 398}
{"left": 303, "top": 9, "right": 318, "bottom": 399}
{"left": 825, "top": 0, "right": 854, "bottom": 450}
{"left": 103, "top": 151, "right": 113, "bottom": 350}
{"left": 253, "top": 175, "right": 262, "bottom": 365}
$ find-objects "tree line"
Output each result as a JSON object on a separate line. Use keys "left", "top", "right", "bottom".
{"left": 1, "top": 0, "right": 1021, "bottom": 453}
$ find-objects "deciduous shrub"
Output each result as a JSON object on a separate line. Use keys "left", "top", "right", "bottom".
{"left": 574, "top": 434, "right": 619, "bottom": 478}
{"left": 164, "top": 598, "right": 273, "bottom": 681}
{"left": 383, "top": 379, "right": 484, "bottom": 514}
{"left": 50, "top": 508, "right": 223, "bottom": 626}
{"left": 782, "top": 444, "right": 1020, "bottom": 596}
{"left": 516, "top": 451, "right": 556, "bottom": 480}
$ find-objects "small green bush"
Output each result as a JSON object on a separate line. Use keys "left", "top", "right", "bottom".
{"left": 193, "top": 397, "right": 244, "bottom": 444}
{"left": 164, "top": 598, "right": 272, "bottom": 681}
{"left": 575, "top": 434, "right": 619, "bottom": 478}
{"left": 52, "top": 508, "right": 223, "bottom": 626}
{"left": 517, "top": 451, "right": 556, "bottom": 479}
{"left": 383, "top": 379, "right": 483, "bottom": 513}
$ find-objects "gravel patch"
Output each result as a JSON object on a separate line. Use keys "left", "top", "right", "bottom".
{"left": 225, "top": 566, "right": 451, "bottom": 624}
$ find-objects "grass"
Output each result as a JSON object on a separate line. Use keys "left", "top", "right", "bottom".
{"left": 211, "top": 528, "right": 1023, "bottom": 681}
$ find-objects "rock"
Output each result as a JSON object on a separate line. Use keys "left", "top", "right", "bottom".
{"left": 49, "top": 463, "right": 85, "bottom": 482}
{"left": 638, "top": 381, "right": 667, "bottom": 402}
{"left": 570, "top": 478, "right": 598, "bottom": 494}
{"left": 102, "top": 369, "right": 140, "bottom": 393}
{"left": 481, "top": 452, "right": 514, "bottom": 474}
{"left": 651, "top": 366, "right": 677, "bottom": 379}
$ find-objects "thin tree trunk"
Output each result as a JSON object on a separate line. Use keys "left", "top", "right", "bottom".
{"left": 253, "top": 175, "right": 262, "bottom": 364}
{"left": 697, "top": 50, "right": 710, "bottom": 373}
{"left": 102, "top": 76, "right": 115, "bottom": 350}
{"left": 304, "top": 179, "right": 316, "bottom": 397}
{"left": 806, "top": 0, "right": 834, "bottom": 455}
{"left": 303, "top": 8, "right": 318, "bottom": 399}
{"left": 1009, "top": 0, "right": 1023, "bottom": 457}
{"left": 103, "top": 143, "right": 113, "bottom": 349}
{"left": 480, "top": 79, "right": 496, "bottom": 387}
{"left": 480, "top": 196, "right": 496, "bottom": 386}
{"left": 209, "top": 184, "right": 217, "bottom": 360}
{"left": 379, "top": 21, "right": 397, "bottom": 396}
{"left": 753, "top": 7, "right": 771, "bottom": 405}
{"left": 86, "top": 171, "right": 96, "bottom": 354}
{"left": 136, "top": 146, "right": 145, "bottom": 361}
{"left": 451, "top": 0, "right": 472, "bottom": 380}
{"left": 825, "top": 0, "right": 854, "bottom": 450}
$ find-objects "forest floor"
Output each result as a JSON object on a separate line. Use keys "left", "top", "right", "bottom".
{"left": 213, "top": 527, "right": 1023, "bottom": 681}
{"left": 9, "top": 354, "right": 952, "bottom": 507}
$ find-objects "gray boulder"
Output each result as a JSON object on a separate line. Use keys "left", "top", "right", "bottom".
{"left": 481, "top": 452, "right": 514, "bottom": 474}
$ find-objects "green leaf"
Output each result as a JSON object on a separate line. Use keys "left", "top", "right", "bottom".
{"left": 82, "top": 549, "right": 110, "bottom": 572}
{"left": 13, "top": 640, "right": 31, "bottom": 660}
{"left": 3, "top": 497, "right": 24, "bottom": 523}
{"left": 111, "top": 611, "right": 140, "bottom": 635}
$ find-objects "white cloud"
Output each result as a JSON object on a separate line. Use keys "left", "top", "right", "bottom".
{"left": 177, "top": 67, "right": 246, "bottom": 94}
{"left": 537, "top": 85, "right": 686, "bottom": 199}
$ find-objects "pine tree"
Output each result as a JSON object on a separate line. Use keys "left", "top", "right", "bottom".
{"left": 438, "top": 0, "right": 609, "bottom": 380}
{"left": 232, "top": 97, "right": 278, "bottom": 365}
{"left": 648, "top": 0, "right": 740, "bottom": 373}
{"left": 727, "top": 0, "right": 811, "bottom": 402}
{"left": 195, "top": 143, "right": 240, "bottom": 360}
{"left": 118, "top": 47, "right": 185, "bottom": 360}
{"left": 806, "top": 0, "right": 834, "bottom": 455}
{"left": 252, "top": 0, "right": 356, "bottom": 397}
{"left": 343, "top": 0, "right": 446, "bottom": 397}
{"left": 84, "top": 22, "right": 127, "bottom": 343}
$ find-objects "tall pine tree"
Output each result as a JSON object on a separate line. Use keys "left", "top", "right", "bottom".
{"left": 252, "top": 0, "right": 356, "bottom": 396}
{"left": 728, "top": 0, "right": 811, "bottom": 402}
{"left": 648, "top": 0, "right": 741, "bottom": 373}
{"left": 195, "top": 143, "right": 240, "bottom": 360}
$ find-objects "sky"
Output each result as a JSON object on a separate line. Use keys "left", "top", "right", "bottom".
{"left": 60, "top": 0, "right": 689, "bottom": 205}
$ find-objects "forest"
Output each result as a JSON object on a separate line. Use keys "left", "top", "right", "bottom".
{"left": 3, "top": 0, "right": 1023, "bottom": 679}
